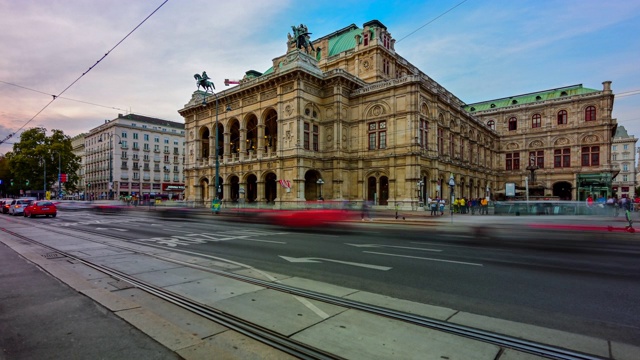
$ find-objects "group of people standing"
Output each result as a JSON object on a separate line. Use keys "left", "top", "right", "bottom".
{"left": 426, "top": 197, "right": 490, "bottom": 216}
{"left": 587, "top": 194, "right": 636, "bottom": 216}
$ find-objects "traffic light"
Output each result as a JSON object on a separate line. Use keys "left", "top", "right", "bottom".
{"left": 87, "top": 183, "right": 91, "bottom": 187}
{"left": 10, "top": 179, "right": 13, "bottom": 186}
{"left": 26, "top": 179, "right": 29, "bottom": 186}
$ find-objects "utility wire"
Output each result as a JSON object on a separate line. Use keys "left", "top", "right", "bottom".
{"left": 0, "top": 80, "right": 174, "bottom": 120}
{"left": 396, "top": 0, "right": 470, "bottom": 43}
{"left": 0, "top": 0, "right": 169, "bottom": 145}
{"left": 616, "top": 89, "right": 640, "bottom": 98}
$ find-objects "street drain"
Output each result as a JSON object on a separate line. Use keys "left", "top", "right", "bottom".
{"left": 44, "top": 252, "right": 65, "bottom": 259}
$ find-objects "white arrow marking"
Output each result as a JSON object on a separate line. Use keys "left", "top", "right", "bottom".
{"left": 363, "top": 251, "right": 483, "bottom": 267}
{"left": 279, "top": 256, "right": 391, "bottom": 271}
{"left": 95, "top": 227, "right": 127, "bottom": 231}
{"left": 345, "top": 243, "right": 442, "bottom": 252}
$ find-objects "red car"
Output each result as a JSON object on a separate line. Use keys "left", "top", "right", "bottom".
{"left": 24, "top": 200, "right": 57, "bottom": 218}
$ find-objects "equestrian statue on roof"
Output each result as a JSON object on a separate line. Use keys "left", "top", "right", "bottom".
{"left": 194, "top": 71, "right": 215, "bottom": 93}
{"left": 289, "top": 23, "right": 315, "bottom": 54}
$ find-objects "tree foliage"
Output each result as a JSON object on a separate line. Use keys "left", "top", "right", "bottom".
{"left": 6, "top": 127, "right": 80, "bottom": 196}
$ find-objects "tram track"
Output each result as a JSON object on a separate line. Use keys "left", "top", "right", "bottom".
{"left": 2, "top": 220, "right": 607, "bottom": 360}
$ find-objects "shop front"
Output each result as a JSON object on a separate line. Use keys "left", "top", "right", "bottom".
{"left": 576, "top": 173, "right": 612, "bottom": 201}
{"left": 162, "top": 183, "right": 185, "bottom": 201}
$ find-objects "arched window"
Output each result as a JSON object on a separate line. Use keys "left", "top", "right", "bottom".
{"left": 585, "top": 106, "right": 596, "bottom": 121}
{"left": 419, "top": 119, "right": 428, "bottom": 150}
{"left": 532, "top": 114, "right": 541, "bottom": 128}
{"left": 557, "top": 110, "right": 567, "bottom": 125}
{"left": 487, "top": 120, "right": 495, "bottom": 130}
{"left": 508, "top": 117, "right": 517, "bottom": 131}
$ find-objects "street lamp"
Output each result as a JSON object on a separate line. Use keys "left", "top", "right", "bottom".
{"left": 448, "top": 173, "right": 456, "bottom": 223}
{"left": 316, "top": 178, "right": 324, "bottom": 200}
{"left": 98, "top": 133, "right": 121, "bottom": 200}
{"left": 417, "top": 179, "right": 424, "bottom": 207}
{"left": 202, "top": 85, "right": 221, "bottom": 201}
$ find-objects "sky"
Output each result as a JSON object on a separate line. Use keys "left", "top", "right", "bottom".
{"left": 1, "top": 0, "right": 639, "bottom": 156}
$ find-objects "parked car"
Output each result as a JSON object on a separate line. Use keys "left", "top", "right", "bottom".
{"left": 8, "top": 198, "right": 37, "bottom": 216}
{"left": 0, "top": 198, "right": 14, "bottom": 214}
{"left": 24, "top": 200, "right": 57, "bottom": 218}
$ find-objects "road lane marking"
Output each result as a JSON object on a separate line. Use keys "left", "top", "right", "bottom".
{"left": 293, "top": 296, "right": 330, "bottom": 319}
{"left": 95, "top": 227, "right": 127, "bottom": 231}
{"left": 345, "top": 243, "right": 442, "bottom": 252}
{"left": 363, "top": 251, "right": 483, "bottom": 267}
{"left": 279, "top": 256, "right": 392, "bottom": 270}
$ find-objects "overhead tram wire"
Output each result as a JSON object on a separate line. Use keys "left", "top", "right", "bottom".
{"left": 395, "top": 0, "right": 470, "bottom": 44}
{"left": 0, "top": 80, "right": 179, "bottom": 121}
{"left": 0, "top": 0, "right": 169, "bottom": 145}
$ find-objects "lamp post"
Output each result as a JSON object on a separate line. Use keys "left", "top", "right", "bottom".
{"left": 203, "top": 87, "right": 221, "bottom": 201}
{"left": 316, "top": 178, "right": 324, "bottom": 200}
{"left": 448, "top": 173, "right": 456, "bottom": 223}
{"left": 98, "top": 133, "right": 121, "bottom": 200}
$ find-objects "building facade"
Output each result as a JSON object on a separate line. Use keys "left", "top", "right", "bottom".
{"left": 466, "top": 83, "right": 618, "bottom": 201}
{"left": 70, "top": 133, "right": 86, "bottom": 199}
{"left": 611, "top": 126, "right": 637, "bottom": 199}
{"left": 84, "top": 114, "right": 185, "bottom": 201}
{"left": 179, "top": 20, "right": 617, "bottom": 207}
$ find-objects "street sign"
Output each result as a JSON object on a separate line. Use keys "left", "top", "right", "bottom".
{"left": 506, "top": 183, "right": 516, "bottom": 197}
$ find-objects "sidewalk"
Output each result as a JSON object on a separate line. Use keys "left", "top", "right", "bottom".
{"left": 0, "top": 241, "right": 180, "bottom": 359}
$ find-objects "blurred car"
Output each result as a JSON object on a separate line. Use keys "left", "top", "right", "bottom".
{"left": 53, "top": 200, "right": 92, "bottom": 211}
{"left": 263, "top": 208, "right": 357, "bottom": 228}
{"left": 91, "top": 200, "right": 127, "bottom": 214}
{"left": 8, "top": 198, "right": 37, "bottom": 216}
{"left": 0, "top": 198, "right": 14, "bottom": 214}
{"left": 153, "top": 201, "right": 206, "bottom": 219}
{"left": 24, "top": 200, "right": 57, "bottom": 218}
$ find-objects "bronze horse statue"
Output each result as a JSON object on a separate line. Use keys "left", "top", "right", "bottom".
{"left": 194, "top": 71, "right": 215, "bottom": 93}
{"left": 291, "top": 25, "right": 315, "bottom": 54}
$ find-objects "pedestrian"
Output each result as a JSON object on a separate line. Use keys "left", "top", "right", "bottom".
{"left": 431, "top": 197, "right": 438, "bottom": 216}
{"left": 470, "top": 198, "right": 477, "bottom": 215}
{"left": 439, "top": 198, "right": 445, "bottom": 215}
{"left": 361, "top": 200, "right": 371, "bottom": 221}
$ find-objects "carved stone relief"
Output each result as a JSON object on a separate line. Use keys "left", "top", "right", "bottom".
{"left": 530, "top": 140, "right": 544, "bottom": 148}
{"left": 326, "top": 106, "right": 335, "bottom": 119}
{"left": 325, "top": 127, "right": 333, "bottom": 143}
{"left": 281, "top": 82, "right": 294, "bottom": 93}
{"left": 583, "top": 135, "right": 599, "bottom": 143}
{"left": 284, "top": 103, "right": 293, "bottom": 117}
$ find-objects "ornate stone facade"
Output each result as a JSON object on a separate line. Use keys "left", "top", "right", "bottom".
{"left": 467, "top": 82, "right": 617, "bottom": 201}
{"left": 179, "top": 20, "right": 616, "bottom": 207}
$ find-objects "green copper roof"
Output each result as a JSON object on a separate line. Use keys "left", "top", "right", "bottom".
{"left": 463, "top": 84, "right": 600, "bottom": 112}
{"left": 327, "top": 26, "right": 363, "bottom": 57}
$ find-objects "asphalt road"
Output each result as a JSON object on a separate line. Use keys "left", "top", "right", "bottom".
{"left": 45, "top": 209, "right": 640, "bottom": 345}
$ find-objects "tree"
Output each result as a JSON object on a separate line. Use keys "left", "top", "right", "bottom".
{"left": 0, "top": 154, "right": 15, "bottom": 196}
{"left": 8, "top": 127, "right": 80, "bottom": 197}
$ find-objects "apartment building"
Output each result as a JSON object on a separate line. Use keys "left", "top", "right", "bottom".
{"left": 84, "top": 114, "right": 185, "bottom": 201}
